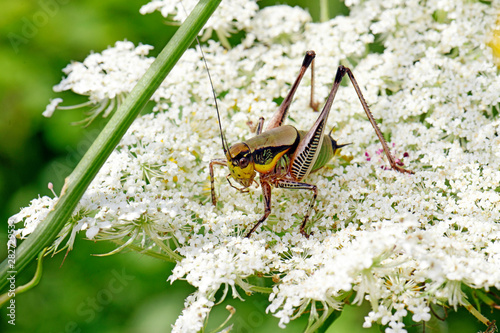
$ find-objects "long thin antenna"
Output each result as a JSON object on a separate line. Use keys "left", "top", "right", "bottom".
{"left": 179, "top": 1, "right": 229, "bottom": 155}
{"left": 196, "top": 41, "right": 229, "bottom": 155}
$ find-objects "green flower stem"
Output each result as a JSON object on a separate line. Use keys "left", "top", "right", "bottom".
{"left": 249, "top": 285, "right": 273, "bottom": 294}
{"left": 0, "top": 0, "right": 221, "bottom": 291}
{"left": 306, "top": 307, "right": 340, "bottom": 333}
{"left": 107, "top": 239, "right": 178, "bottom": 262}
{"left": 319, "top": 0, "right": 330, "bottom": 22}
{"left": 474, "top": 289, "right": 500, "bottom": 309}
{"left": 463, "top": 299, "right": 492, "bottom": 327}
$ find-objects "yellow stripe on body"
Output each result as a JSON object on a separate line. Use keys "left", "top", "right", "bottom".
{"left": 254, "top": 148, "right": 290, "bottom": 174}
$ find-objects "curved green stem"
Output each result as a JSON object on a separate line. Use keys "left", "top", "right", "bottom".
{"left": 0, "top": 0, "right": 221, "bottom": 291}
{"left": 0, "top": 248, "right": 47, "bottom": 307}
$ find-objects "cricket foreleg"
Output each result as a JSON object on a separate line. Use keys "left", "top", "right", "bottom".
{"left": 245, "top": 181, "right": 272, "bottom": 238}
{"left": 276, "top": 179, "right": 317, "bottom": 238}
{"left": 209, "top": 159, "right": 227, "bottom": 205}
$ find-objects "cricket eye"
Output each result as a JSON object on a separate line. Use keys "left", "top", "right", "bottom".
{"left": 239, "top": 157, "right": 249, "bottom": 168}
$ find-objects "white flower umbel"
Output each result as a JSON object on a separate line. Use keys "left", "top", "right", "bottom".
{"left": 45, "top": 41, "right": 155, "bottom": 125}
{"left": 140, "top": 0, "right": 259, "bottom": 48}
{"left": 11, "top": 1, "right": 500, "bottom": 332}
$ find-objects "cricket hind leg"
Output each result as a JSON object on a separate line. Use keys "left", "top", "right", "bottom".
{"left": 265, "top": 51, "right": 317, "bottom": 131}
{"left": 289, "top": 65, "right": 349, "bottom": 181}
{"left": 276, "top": 178, "right": 318, "bottom": 238}
{"left": 310, "top": 57, "right": 319, "bottom": 111}
{"left": 341, "top": 66, "right": 414, "bottom": 174}
{"left": 254, "top": 51, "right": 317, "bottom": 134}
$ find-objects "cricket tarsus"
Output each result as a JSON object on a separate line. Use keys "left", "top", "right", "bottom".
{"left": 208, "top": 51, "right": 413, "bottom": 238}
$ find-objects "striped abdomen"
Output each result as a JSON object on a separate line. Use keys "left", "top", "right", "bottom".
{"left": 290, "top": 130, "right": 341, "bottom": 180}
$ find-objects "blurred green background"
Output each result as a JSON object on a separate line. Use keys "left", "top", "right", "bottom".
{"left": 0, "top": 1, "right": 496, "bottom": 332}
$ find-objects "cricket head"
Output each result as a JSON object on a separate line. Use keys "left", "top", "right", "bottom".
{"left": 226, "top": 142, "right": 256, "bottom": 189}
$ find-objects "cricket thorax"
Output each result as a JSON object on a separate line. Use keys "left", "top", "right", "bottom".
{"left": 245, "top": 125, "right": 300, "bottom": 174}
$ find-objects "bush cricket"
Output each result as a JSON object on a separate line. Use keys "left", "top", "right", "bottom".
{"left": 208, "top": 50, "right": 413, "bottom": 238}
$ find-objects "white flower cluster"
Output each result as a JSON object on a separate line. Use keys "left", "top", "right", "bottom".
{"left": 53, "top": 41, "right": 154, "bottom": 103}
{"left": 43, "top": 41, "right": 155, "bottom": 125}
{"left": 140, "top": 0, "right": 259, "bottom": 45}
{"left": 8, "top": 195, "right": 56, "bottom": 243}
{"left": 10, "top": 0, "right": 500, "bottom": 332}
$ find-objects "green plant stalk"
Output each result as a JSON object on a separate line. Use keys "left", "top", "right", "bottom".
{"left": 0, "top": 0, "right": 221, "bottom": 292}
{"left": 107, "top": 239, "right": 178, "bottom": 262}
{"left": 320, "top": 0, "right": 330, "bottom": 22}
{"left": 463, "top": 299, "right": 492, "bottom": 327}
